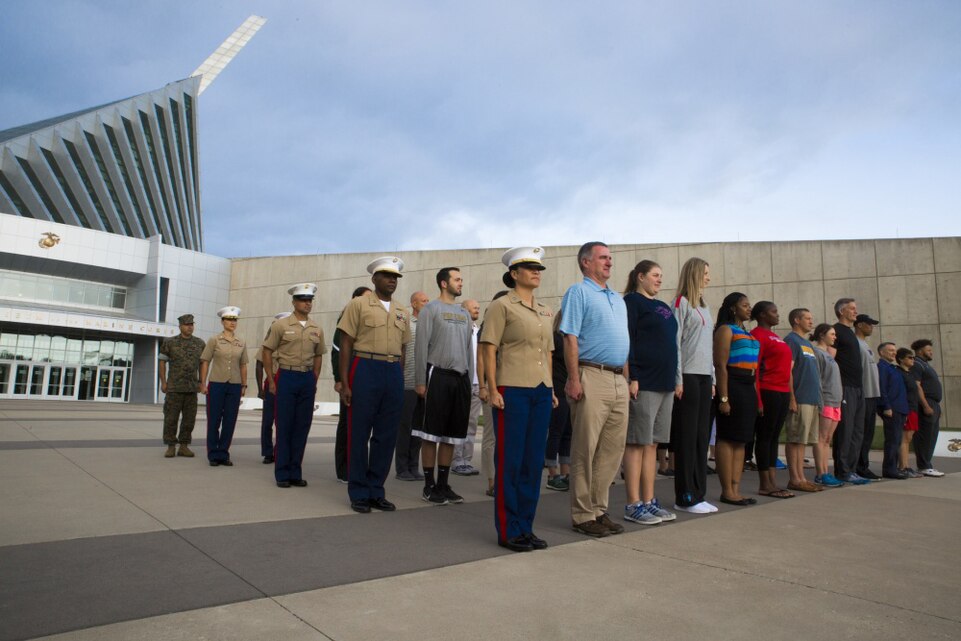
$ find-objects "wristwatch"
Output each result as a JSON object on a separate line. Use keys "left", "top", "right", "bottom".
{"left": 720, "top": 396, "right": 729, "bottom": 403}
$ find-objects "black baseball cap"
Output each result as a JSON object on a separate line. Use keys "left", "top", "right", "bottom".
{"left": 855, "top": 314, "right": 879, "bottom": 325}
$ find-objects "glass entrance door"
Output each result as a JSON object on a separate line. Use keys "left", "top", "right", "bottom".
{"left": 94, "top": 367, "right": 128, "bottom": 403}
{"left": 0, "top": 362, "right": 11, "bottom": 396}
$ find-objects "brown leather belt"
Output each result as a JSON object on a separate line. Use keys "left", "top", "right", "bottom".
{"left": 278, "top": 365, "right": 311, "bottom": 372}
{"left": 579, "top": 361, "right": 624, "bottom": 375}
{"left": 354, "top": 351, "right": 401, "bottom": 363}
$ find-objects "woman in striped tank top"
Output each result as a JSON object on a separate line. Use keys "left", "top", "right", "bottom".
{"left": 713, "top": 292, "right": 760, "bottom": 506}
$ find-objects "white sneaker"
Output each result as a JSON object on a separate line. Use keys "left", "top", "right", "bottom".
{"left": 674, "top": 502, "right": 714, "bottom": 514}
{"left": 921, "top": 468, "right": 945, "bottom": 477}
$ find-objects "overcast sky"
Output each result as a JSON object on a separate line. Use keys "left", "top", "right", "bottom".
{"left": 2, "top": 1, "right": 960, "bottom": 258}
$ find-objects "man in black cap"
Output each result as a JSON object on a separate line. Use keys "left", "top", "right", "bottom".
{"left": 854, "top": 313, "right": 882, "bottom": 479}
{"left": 158, "top": 314, "right": 206, "bottom": 458}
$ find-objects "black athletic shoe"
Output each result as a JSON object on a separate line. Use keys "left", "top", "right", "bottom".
{"left": 524, "top": 532, "right": 548, "bottom": 550}
{"left": 421, "top": 485, "right": 449, "bottom": 505}
{"left": 441, "top": 484, "right": 464, "bottom": 504}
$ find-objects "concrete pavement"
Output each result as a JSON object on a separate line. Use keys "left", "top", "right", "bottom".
{"left": 1, "top": 400, "right": 958, "bottom": 641}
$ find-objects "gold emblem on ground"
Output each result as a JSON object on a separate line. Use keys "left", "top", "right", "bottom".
{"left": 38, "top": 232, "right": 61, "bottom": 249}
{"left": 948, "top": 439, "right": 961, "bottom": 453}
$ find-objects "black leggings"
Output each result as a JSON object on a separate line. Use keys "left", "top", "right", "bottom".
{"left": 755, "top": 390, "right": 789, "bottom": 471}
{"left": 671, "top": 374, "right": 712, "bottom": 506}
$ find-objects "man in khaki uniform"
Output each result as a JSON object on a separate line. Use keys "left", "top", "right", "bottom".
{"left": 159, "top": 313, "right": 205, "bottom": 458}
{"left": 337, "top": 257, "right": 411, "bottom": 513}
{"left": 263, "top": 285, "right": 326, "bottom": 488}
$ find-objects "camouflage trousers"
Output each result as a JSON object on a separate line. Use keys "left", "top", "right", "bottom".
{"left": 163, "top": 392, "right": 198, "bottom": 444}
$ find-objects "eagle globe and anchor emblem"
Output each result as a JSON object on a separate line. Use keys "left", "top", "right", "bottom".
{"left": 38, "top": 232, "right": 61, "bottom": 249}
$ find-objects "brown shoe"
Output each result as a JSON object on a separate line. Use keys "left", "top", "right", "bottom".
{"left": 572, "top": 519, "right": 611, "bottom": 538}
{"left": 177, "top": 444, "right": 195, "bottom": 458}
{"left": 787, "top": 480, "right": 820, "bottom": 493}
{"left": 595, "top": 513, "right": 625, "bottom": 535}
{"left": 164, "top": 445, "right": 176, "bottom": 458}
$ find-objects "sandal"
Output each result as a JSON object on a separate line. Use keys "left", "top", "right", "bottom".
{"left": 759, "top": 489, "right": 794, "bottom": 499}
{"left": 720, "top": 496, "right": 749, "bottom": 506}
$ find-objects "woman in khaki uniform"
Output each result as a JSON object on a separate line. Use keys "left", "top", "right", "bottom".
{"left": 480, "top": 247, "right": 558, "bottom": 552}
{"left": 200, "top": 306, "right": 248, "bottom": 466}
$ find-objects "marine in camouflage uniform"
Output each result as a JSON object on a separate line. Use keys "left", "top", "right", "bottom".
{"left": 159, "top": 313, "right": 206, "bottom": 457}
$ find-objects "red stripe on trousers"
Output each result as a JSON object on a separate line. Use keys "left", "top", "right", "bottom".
{"left": 346, "top": 356, "right": 360, "bottom": 481}
{"left": 495, "top": 386, "right": 508, "bottom": 543}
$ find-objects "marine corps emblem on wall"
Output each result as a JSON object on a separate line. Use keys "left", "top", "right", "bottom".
{"left": 38, "top": 232, "right": 61, "bottom": 249}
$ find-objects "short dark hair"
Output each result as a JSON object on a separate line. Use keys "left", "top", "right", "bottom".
{"left": 834, "top": 297, "right": 855, "bottom": 318}
{"left": 436, "top": 267, "right": 460, "bottom": 290}
{"left": 750, "top": 300, "right": 776, "bottom": 322}
{"left": 788, "top": 308, "right": 810, "bottom": 327}
{"left": 878, "top": 341, "right": 896, "bottom": 352}
{"left": 911, "top": 339, "right": 933, "bottom": 352}
{"left": 351, "top": 286, "right": 371, "bottom": 299}
{"left": 895, "top": 347, "right": 915, "bottom": 364}
{"left": 576, "top": 242, "right": 608, "bottom": 274}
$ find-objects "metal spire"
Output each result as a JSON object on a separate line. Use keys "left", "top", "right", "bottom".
{"left": 190, "top": 15, "right": 267, "bottom": 94}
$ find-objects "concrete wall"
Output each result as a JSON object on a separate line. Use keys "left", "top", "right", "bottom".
{"left": 228, "top": 238, "right": 961, "bottom": 429}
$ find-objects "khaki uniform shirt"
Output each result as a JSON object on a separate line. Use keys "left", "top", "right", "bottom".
{"left": 255, "top": 347, "right": 280, "bottom": 378}
{"left": 336, "top": 292, "right": 411, "bottom": 356}
{"left": 479, "top": 290, "right": 554, "bottom": 388}
{"left": 201, "top": 334, "right": 249, "bottom": 384}
{"left": 263, "top": 315, "right": 327, "bottom": 368}
{"left": 158, "top": 334, "right": 206, "bottom": 392}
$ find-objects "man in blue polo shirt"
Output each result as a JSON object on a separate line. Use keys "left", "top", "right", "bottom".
{"left": 560, "top": 241, "right": 631, "bottom": 538}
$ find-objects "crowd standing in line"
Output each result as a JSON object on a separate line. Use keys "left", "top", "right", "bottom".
{"left": 159, "top": 245, "right": 947, "bottom": 551}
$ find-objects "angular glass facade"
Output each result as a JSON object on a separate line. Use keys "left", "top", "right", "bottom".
{"left": 0, "top": 78, "right": 204, "bottom": 251}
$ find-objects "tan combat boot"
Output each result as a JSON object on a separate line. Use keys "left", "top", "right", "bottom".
{"left": 177, "top": 444, "right": 195, "bottom": 458}
{"left": 164, "top": 445, "right": 176, "bottom": 458}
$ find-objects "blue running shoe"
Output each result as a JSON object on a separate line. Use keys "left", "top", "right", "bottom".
{"left": 775, "top": 458, "right": 788, "bottom": 470}
{"left": 817, "top": 473, "right": 844, "bottom": 487}
{"left": 843, "top": 473, "right": 871, "bottom": 486}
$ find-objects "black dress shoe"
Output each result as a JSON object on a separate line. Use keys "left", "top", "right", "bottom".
{"left": 209, "top": 460, "right": 219, "bottom": 467}
{"left": 883, "top": 472, "right": 908, "bottom": 480}
{"left": 276, "top": 480, "right": 291, "bottom": 488}
{"left": 289, "top": 479, "right": 308, "bottom": 487}
{"left": 524, "top": 533, "right": 548, "bottom": 550}
{"left": 498, "top": 536, "right": 534, "bottom": 552}
{"left": 220, "top": 460, "right": 233, "bottom": 466}
{"left": 262, "top": 456, "right": 274, "bottom": 464}
{"left": 858, "top": 470, "right": 881, "bottom": 480}
{"left": 350, "top": 500, "right": 372, "bottom": 513}
{"left": 368, "top": 497, "right": 396, "bottom": 511}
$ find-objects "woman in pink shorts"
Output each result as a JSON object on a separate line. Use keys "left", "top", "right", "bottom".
{"left": 811, "top": 324, "right": 844, "bottom": 487}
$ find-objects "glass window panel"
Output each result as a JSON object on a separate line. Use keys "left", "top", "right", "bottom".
{"left": 34, "top": 278, "right": 54, "bottom": 302}
{"left": 47, "top": 367, "right": 62, "bottom": 395}
{"left": 112, "top": 289, "right": 126, "bottom": 309}
{"left": 30, "top": 366, "right": 45, "bottom": 395}
{"left": 68, "top": 282, "right": 85, "bottom": 304}
{"left": 82, "top": 340, "right": 100, "bottom": 366}
{"left": 84, "top": 282, "right": 102, "bottom": 306}
{"left": 14, "top": 365, "right": 29, "bottom": 394}
{"left": 51, "top": 336, "right": 67, "bottom": 350}
{"left": 97, "top": 369, "right": 110, "bottom": 397}
{"left": 63, "top": 368, "right": 77, "bottom": 395}
{"left": 33, "top": 335, "right": 51, "bottom": 362}
{"left": 0, "top": 274, "right": 19, "bottom": 297}
{"left": 99, "top": 340, "right": 114, "bottom": 366}
{"left": 1, "top": 332, "right": 17, "bottom": 346}
{"left": 16, "top": 335, "right": 34, "bottom": 361}
{"left": 0, "top": 362, "right": 10, "bottom": 393}
{"left": 111, "top": 370, "right": 124, "bottom": 398}
{"left": 51, "top": 280, "right": 70, "bottom": 303}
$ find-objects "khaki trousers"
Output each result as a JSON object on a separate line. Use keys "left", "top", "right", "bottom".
{"left": 569, "top": 366, "right": 629, "bottom": 524}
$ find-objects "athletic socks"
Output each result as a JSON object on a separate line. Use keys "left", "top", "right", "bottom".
{"left": 423, "top": 466, "right": 435, "bottom": 489}
{"left": 437, "top": 465, "right": 451, "bottom": 488}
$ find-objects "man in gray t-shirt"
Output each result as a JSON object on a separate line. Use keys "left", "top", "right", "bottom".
{"left": 412, "top": 268, "right": 475, "bottom": 505}
{"left": 855, "top": 314, "right": 881, "bottom": 479}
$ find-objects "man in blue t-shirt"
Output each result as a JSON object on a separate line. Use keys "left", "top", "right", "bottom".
{"left": 559, "top": 242, "right": 630, "bottom": 539}
{"left": 783, "top": 308, "right": 824, "bottom": 491}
